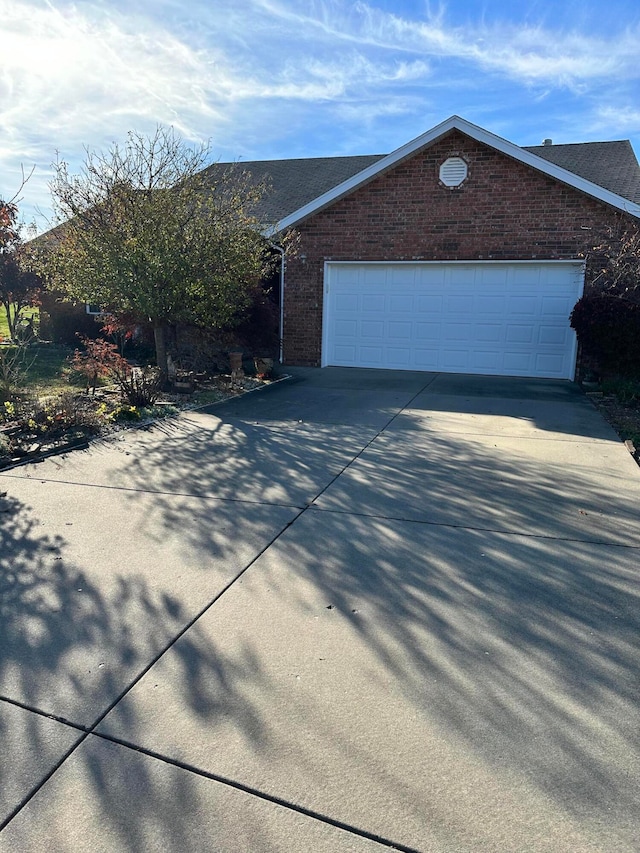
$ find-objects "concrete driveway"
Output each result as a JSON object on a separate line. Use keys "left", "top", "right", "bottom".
{"left": 1, "top": 368, "right": 639, "bottom": 852}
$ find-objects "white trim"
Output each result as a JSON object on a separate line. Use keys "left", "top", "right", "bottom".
{"left": 321, "top": 258, "right": 584, "bottom": 267}
{"left": 321, "top": 259, "right": 585, "bottom": 379}
{"left": 321, "top": 260, "right": 331, "bottom": 367}
{"left": 268, "top": 116, "right": 640, "bottom": 234}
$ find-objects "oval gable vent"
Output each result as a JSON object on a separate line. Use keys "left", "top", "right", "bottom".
{"left": 439, "top": 156, "right": 468, "bottom": 187}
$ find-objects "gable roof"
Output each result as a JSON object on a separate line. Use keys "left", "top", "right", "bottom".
{"left": 203, "top": 116, "right": 640, "bottom": 233}
{"left": 200, "top": 154, "right": 383, "bottom": 226}
{"left": 524, "top": 140, "right": 640, "bottom": 204}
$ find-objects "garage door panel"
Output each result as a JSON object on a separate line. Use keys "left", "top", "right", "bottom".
{"left": 504, "top": 351, "right": 535, "bottom": 371}
{"left": 386, "top": 347, "right": 412, "bottom": 366}
{"left": 359, "top": 346, "right": 384, "bottom": 364}
{"left": 512, "top": 267, "right": 542, "bottom": 286}
{"left": 362, "top": 295, "right": 386, "bottom": 312}
{"left": 360, "top": 320, "right": 385, "bottom": 338}
{"left": 442, "top": 349, "right": 470, "bottom": 369}
{"left": 389, "top": 266, "right": 416, "bottom": 285}
{"left": 388, "top": 321, "right": 412, "bottom": 340}
{"left": 476, "top": 324, "right": 502, "bottom": 343}
{"left": 414, "top": 348, "right": 440, "bottom": 368}
{"left": 335, "top": 294, "right": 359, "bottom": 311}
{"left": 335, "top": 319, "right": 358, "bottom": 337}
{"left": 324, "top": 262, "right": 582, "bottom": 378}
{"left": 541, "top": 296, "right": 573, "bottom": 316}
{"left": 539, "top": 326, "right": 569, "bottom": 345}
{"left": 445, "top": 295, "right": 471, "bottom": 313}
{"left": 473, "top": 351, "right": 502, "bottom": 370}
{"left": 449, "top": 267, "right": 476, "bottom": 286}
{"left": 415, "top": 323, "right": 441, "bottom": 341}
{"left": 479, "top": 266, "right": 509, "bottom": 286}
{"left": 507, "top": 296, "right": 538, "bottom": 315}
{"left": 416, "top": 295, "right": 444, "bottom": 312}
{"left": 334, "top": 344, "right": 357, "bottom": 361}
{"left": 417, "top": 267, "right": 446, "bottom": 286}
{"left": 476, "top": 296, "right": 505, "bottom": 314}
{"left": 506, "top": 325, "right": 535, "bottom": 343}
{"left": 445, "top": 323, "right": 474, "bottom": 341}
{"left": 362, "top": 267, "right": 387, "bottom": 286}
{"left": 389, "top": 295, "right": 413, "bottom": 313}
{"left": 535, "top": 354, "right": 566, "bottom": 375}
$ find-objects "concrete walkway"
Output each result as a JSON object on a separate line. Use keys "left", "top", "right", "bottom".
{"left": 1, "top": 368, "right": 639, "bottom": 852}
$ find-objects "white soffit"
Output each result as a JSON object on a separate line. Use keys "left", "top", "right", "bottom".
{"left": 269, "top": 115, "right": 640, "bottom": 234}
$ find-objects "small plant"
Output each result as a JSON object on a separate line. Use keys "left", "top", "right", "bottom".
{"left": 114, "top": 365, "right": 161, "bottom": 407}
{"left": 71, "top": 335, "right": 160, "bottom": 405}
{"left": 112, "top": 404, "right": 141, "bottom": 422}
{"left": 599, "top": 377, "right": 640, "bottom": 406}
{"left": 12, "top": 392, "right": 103, "bottom": 440}
{"left": 69, "top": 337, "right": 116, "bottom": 393}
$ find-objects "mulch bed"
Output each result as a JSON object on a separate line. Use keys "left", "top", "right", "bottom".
{"left": 0, "top": 373, "right": 274, "bottom": 470}
{"left": 585, "top": 391, "right": 640, "bottom": 465}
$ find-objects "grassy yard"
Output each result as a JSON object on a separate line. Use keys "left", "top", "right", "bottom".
{"left": 2, "top": 342, "right": 81, "bottom": 394}
{"left": 0, "top": 306, "right": 12, "bottom": 339}
{"left": 24, "top": 344, "right": 79, "bottom": 391}
{"left": 0, "top": 305, "right": 40, "bottom": 342}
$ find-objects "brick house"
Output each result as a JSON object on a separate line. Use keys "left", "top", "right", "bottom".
{"left": 205, "top": 115, "right": 640, "bottom": 380}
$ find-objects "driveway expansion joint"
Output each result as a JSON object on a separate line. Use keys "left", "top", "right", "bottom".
{"left": 86, "top": 729, "right": 425, "bottom": 853}
{"left": 307, "top": 505, "right": 640, "bottom": 548}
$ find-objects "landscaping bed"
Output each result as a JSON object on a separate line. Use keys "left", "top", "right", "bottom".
{"left": 0, "top": 373, "right": 272, "bottom": 469}
{"left": 584, "top": 380, "right": 640, "bottom": 466}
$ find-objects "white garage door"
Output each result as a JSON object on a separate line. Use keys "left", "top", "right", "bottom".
{"left": 322, "top": 261, "right": 584, "bottom": 379}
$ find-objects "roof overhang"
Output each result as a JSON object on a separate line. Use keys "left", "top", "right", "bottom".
{"left": 265, "top": 115, "right": 640, "bottom": 236}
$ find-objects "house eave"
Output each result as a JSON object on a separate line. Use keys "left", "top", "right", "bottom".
{"left": 265, "top": 115, "right": 640, "bottom": 236}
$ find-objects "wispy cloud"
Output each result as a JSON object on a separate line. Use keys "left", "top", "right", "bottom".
{"left": 255, "top": 0, "right": 640, "bottom": 88}
{"left": 2, "top": 0, "right": 639, "bottom": 229}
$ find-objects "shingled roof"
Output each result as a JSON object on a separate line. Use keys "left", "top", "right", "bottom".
{"left": 200, "top": 154, "right": 384, "bottom": 225}
{"left": 524, "top": 140, "right": 640, "bottom": 204}
{"left": 201, "top": 135, "right": 640, "bottom": 228}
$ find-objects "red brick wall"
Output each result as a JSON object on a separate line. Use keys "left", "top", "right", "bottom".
{"left": 283, "top": 129, "right": 632, "bottom": 366}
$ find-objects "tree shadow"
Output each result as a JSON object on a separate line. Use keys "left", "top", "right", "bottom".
{"left": 109, "top": 388, "right": 640, "bottom": 842}
{"left": 3, "top": 374, "right": 640, "bottom": 849}
{"left": 0, "top": 492, "right": 276, "bottom": 848}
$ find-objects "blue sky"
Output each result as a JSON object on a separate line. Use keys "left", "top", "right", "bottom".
{"left": 2, "top": 0, "right": 640, "bottom": 232}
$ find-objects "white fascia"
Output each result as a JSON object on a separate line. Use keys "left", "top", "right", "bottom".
{"left": 263, "top": 115, "right": 640, "bottom": 236}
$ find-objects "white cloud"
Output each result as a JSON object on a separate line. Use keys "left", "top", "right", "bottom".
{"left": 2, "top": 0, "right": 639, "bottom": 229}
{"left": 253, "top": 0, "right": 640, "bottom": 88}
{"left": 596, "top": 106, "right": 640, "bottom": 131}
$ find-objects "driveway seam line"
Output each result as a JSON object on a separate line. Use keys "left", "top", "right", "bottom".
{"left": 0, "top": 502, "right": 309, "bottom": 832}
{"left": 308, "top": 374, "right": 440, "bottom": 506}
{"left": 0, "top": 700, "right": 423, "bottom": 852}
{"left": 0, "top": 473, "right": 306, "bottom": 509}
{"left": 0, "top": 695, "right": 91, "bottom": 732}
{"left": 93, "top": 729, "right": 426, "bottom": 853}
{"left": 306, "top": 506, "right": 640, "bottom": 548}
{"left": 0, "top": 377, "right": 437, "bottom": 835}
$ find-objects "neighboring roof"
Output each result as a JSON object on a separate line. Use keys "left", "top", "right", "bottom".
{"left": 204, "top": 116, "right": 640, "bottom": 233}
{"left": 524, "top": 140, "right": 640, "bottom": 205}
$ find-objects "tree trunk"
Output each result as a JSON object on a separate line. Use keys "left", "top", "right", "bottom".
{"left": 153, "top": 322, "right": 169, "bottom": 388}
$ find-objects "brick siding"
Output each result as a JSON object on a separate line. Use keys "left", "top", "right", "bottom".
{"left": 282, "top": 130, "right": 634, "bottom": 367}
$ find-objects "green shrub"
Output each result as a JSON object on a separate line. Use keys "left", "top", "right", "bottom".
{"left": 599, "top": 377, "right": 640, "bottom": 405}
